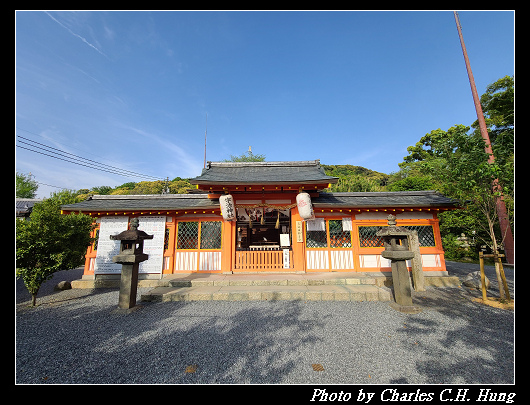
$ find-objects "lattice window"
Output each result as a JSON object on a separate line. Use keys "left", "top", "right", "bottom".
{"left": 177, "top": 221, "right": 199, "bottom": 249}
{"left": 358, "top": 226, "right": 385, "bottom": 247}
{"left": 164, "top": 228, "right": 170, "bottom": 250}
{"left": 93, "top": 229, "right": 100, "bottom": 251}
{"left": 358, "top": 225, "right": 436, "bottom": 247}
{"left": 403, "top": 226, "right": 436, "bottom": 247}
{"left": 329, "top": 219, "right": 352, "bottom": 248}
{"left": 200, "top": 221, "right": 222, "bottom": 249}
{"left": 306, "top": 230, "right": 327, "bottom": 248}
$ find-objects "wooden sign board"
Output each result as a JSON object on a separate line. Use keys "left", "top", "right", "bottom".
{"left": 296, "top": 221, "right": 303, "bottom": 243}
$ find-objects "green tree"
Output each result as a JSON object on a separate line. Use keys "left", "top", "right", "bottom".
{"left": 472, "top": 75, "right": 514, "bottom": 196}
{"left": 16, "top": 190, "right": 94, "bottom": 306}
{"left": 108, "top": 179, "right": 192, "bottom": 195}
{"left": 321, "top": 164, "right": 389, "bottom": 192}
{"left": 169, "top": 179, "right": 192, "bottom": 194}
{"left": 116, "top": 182, "right": 137, "bottom": 190}
{"left": 405, "top": 124, "right": 512, "bottom": 255}
{"left": 16, "top": 172, "right": 38, "bottom": 198}
{"left": 474, "top": 75, "right": 514, "bottom": 147}
{"left": 386, "top": 175, "right": 436, "bottom": 192}
{"left": 90, "top": 185, "right": 113, "bottom": 195}
{"left": 223, "top": 149, "right": 266, "bottom": 162}
{"left": 330, "top": 174, "right": 384, "bottom": 192}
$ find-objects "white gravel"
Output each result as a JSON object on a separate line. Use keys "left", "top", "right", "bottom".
{"left": 16, "top": 263, "right": 514, "bottom": 384}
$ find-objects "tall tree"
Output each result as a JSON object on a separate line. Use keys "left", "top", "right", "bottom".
{"left": 398, "top": 75, "right": 514, "bottom": 259}
{"left": 472, "top": 75, "right": 514, "bottom": 194}
{"left": 404, "top": 124, "right": 513, "bottom": 256}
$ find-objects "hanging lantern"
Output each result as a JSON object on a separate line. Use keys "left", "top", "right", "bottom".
{"left": 219, "top": 194, "right": 236, "bottom": 221}
{"left": 296, "top": 192, "right": 315, "bottom": 220}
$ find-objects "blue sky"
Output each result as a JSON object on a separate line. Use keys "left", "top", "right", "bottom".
{"left": 16, "top": 11, "right": 514, "bottom": 198}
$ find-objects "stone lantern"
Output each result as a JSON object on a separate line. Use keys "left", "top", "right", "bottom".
{"left": 376, "top": 214, "right": 421, "bottom": 314}
{"left": 110, "top": 218, "right": 153, "bottom": 310}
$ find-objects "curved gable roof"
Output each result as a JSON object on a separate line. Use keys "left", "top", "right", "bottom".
{"left": 189, "top": 160, "right": 338, "bottom": 186}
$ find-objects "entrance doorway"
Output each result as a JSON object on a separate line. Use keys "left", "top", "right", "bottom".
{"left": 233, "top": 207, "right": 293, "bottom": 271}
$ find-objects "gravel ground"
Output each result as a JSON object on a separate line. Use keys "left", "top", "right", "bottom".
{"left": 15, "top": 262, "right": 514, "bottom": 384}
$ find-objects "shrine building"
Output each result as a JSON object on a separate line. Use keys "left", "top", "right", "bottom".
{"left": 61, "top": 160, "right": 458, "bottom": 279}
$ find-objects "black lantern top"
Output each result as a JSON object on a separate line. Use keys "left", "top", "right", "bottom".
{"left": 110, "top": 218, "right": 153, "bottom": 265}
{"left": 110, "top": 218, "right": 154, "bottom": 242}
{"left": 376, "top": 214, "right": 415, "bottom": 260}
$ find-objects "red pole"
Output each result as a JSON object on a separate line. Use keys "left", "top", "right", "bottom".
{"left": 453, "top": 11, "right": 514, "bottom": 264}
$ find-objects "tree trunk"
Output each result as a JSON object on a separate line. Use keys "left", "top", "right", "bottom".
{"left": 486, "top": 212, "right": 506, "bottom": 300}
{"left": 31, "top": 293, "right": 37, "bottom": 306}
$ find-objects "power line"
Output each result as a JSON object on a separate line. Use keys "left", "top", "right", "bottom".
{"left": 16, "top": 127, "right": 138, "bottom": 168}
{"left": 16, "top": 137, "right": 158, "bottom": 180}
{"left": 36, "top": 181, "right": 66, "bottom": 189}
{"left": 16, "top": 134, "right": 164, "bottom": 181}
{"left": 16, "top": 134, "right": 163, "bottom": 180}
{"left": 17, "top": 143, "right": 162, "bottom": 181}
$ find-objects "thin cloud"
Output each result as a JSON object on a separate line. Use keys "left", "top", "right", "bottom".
{"left": 123, "top": 125, "right": 203, "bottom": 178}
{"left": 44, "top": 12, "right": 108, "bottom": 58}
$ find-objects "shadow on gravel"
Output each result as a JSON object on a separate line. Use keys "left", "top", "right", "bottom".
{"left": 393, "top": 287, "right": 514, "bottom": 384}
{"left": 16, "top": 297, "right": 324, "bottom": 384}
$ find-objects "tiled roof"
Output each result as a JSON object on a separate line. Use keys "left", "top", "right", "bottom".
{"left": 61, "top": 190, "right": 458, "bottom": 213}
{"left": 61, "top": 194, "right": 219, "bottom": 212}
{"left": 16, "top": 198, "right": 42, "bottom": 216}
{"left": 313, "top": 191, "right": 459, "bottom": 208}
{"left": 189, "top": 160, "right": 338, "bottom": 185}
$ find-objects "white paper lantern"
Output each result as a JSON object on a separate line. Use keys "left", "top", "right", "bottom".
{"left": 219, "top": 194, "right": 236, "bottom": 221}
{"left": 296, "top": 192, "right": 315, "bottom": 220}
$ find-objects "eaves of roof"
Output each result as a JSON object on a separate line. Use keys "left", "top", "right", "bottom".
{"left": 61, "top": 194, "right": 219, "bottom": 212}
{"left": 312, "top": 191, "right": 459, "bottom": 208}
{"left": 60, "top": 190, "right": 459, "bottom": 213}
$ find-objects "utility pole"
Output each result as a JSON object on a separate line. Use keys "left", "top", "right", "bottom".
{"left": 453, "top": 11, "right": 514, "bottom": 264}
{"left": 203, "top": 113, "right": 208, "bottom": 169}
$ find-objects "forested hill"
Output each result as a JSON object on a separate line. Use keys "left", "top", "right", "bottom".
{"left": 321, "top": 164, "right": 389, "bottom": 192}
{"left": 71, "top": 164, "right": 391, "bottom": 199}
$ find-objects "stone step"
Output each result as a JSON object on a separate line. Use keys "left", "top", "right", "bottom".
{"left": 140, "top": 284, "right": 393, "bottom": 303}
{"left": 168, "top": 277, "right": 379, "bottom": 288}
{"left": 71, "top": 272, "right": 459, "bottom": 291}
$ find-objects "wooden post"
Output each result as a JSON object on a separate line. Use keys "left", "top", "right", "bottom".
{"left": 408, "top": 231, "right": 425, "bottom": 292}
{"left": 492, "top": 253, "right": 506, "bottom": 300}
{"left": 496, "top": 255, "right": 511, "bottom": 301}
{"left": 478, "top": 252, "right": 488, "bottom": 302}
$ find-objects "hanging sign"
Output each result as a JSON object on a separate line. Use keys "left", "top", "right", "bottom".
{"left": 219, "top": 194, "right": 236, "bottom": 221}
{"left": 138, "top": 216, "right": 166, "bottom": 274}
{"left": 307, "top": 218, "right": 325, "bottom": 232}
{"left": 342, "top": 217, "right": 353, "bottom": 231}
{"left": 236, "top": 207, "right": 263, "bottom": 222}
{"left": 94, "top": 216, "right": 129, "bottom": 274}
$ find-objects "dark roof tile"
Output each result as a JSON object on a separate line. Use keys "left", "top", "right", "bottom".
{"left": 61, "top": 190, "right": 458, "bottom": 212}
{"left": 61, "top": 194, "right": 219, "bottom": 212}
{"left": 189, "top": 160, "right": 338, "bottom": 185}
{"left": 313, "top": 191, "right": 459, "bottom": 208}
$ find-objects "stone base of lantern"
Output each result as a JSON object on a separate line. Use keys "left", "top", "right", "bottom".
{"left": 389, "top": 301, "right": 422, "bottom": 314}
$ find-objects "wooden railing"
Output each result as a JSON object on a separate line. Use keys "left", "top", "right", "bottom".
{"left": 234, "top": 250, "right": 292, "bottom": 271}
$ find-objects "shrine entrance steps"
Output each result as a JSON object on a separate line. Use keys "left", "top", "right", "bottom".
{"left": 71, "top": 271, "right": 460, "bottom": 302}
{"left": 140, "top": 272, "right": 394, "bottom": 302}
